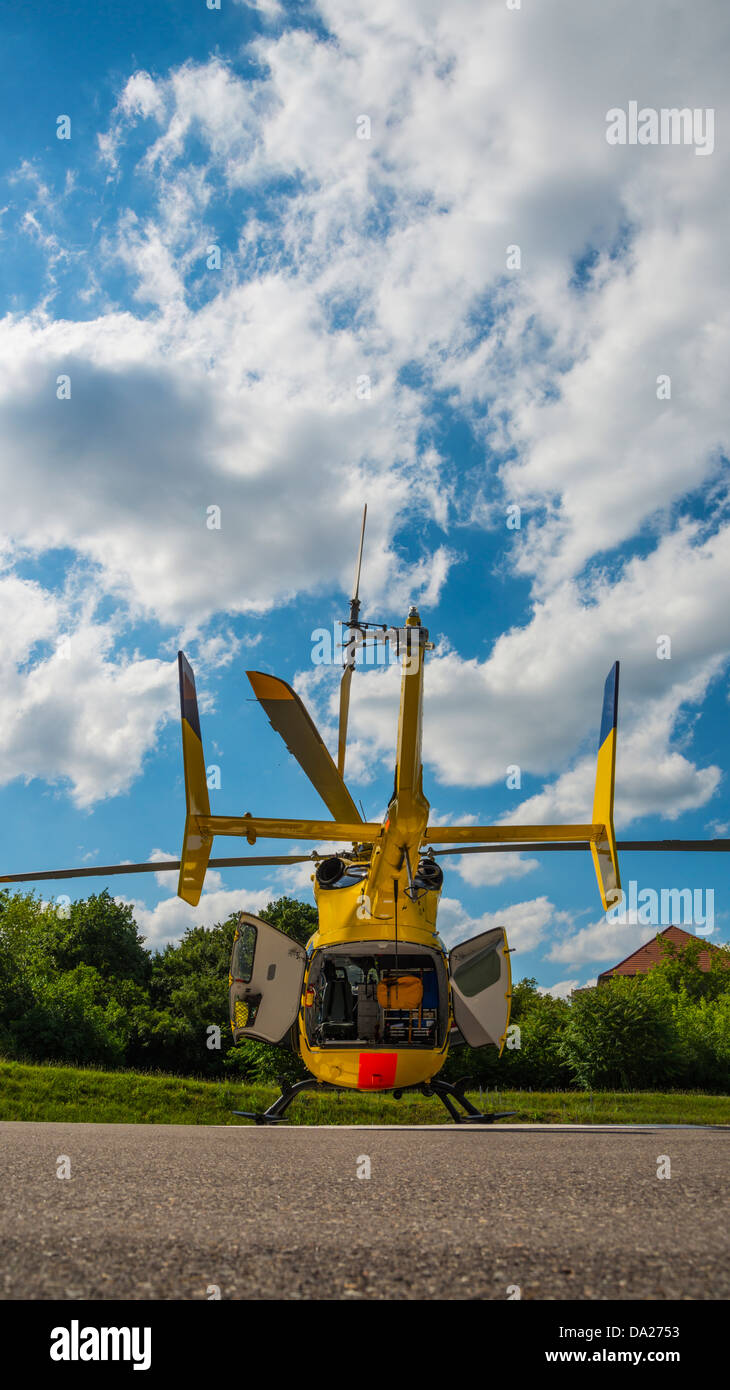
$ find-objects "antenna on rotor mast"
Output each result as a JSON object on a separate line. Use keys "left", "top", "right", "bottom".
{"left": 337, "top": 503, "right": 367, "bottom": 776}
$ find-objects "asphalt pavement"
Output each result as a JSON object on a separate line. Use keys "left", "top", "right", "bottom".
{"left": 1, "top": 1121, "right": 727, "bottom": 1300}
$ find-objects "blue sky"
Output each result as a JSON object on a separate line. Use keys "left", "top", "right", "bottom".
{"left": 1, "top": 0, "right": 729, "bottom": 992}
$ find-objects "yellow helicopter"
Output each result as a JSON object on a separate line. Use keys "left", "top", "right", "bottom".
{"left": 3, "top": 507, "right": 727, "bottom": 1123}
{"left": 176, "top": 503, "right": 624, "bottom": 1124}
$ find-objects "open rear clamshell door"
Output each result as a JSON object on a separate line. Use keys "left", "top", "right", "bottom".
{"left": 448, "top": 926, "right": 511, "bottom": 1052}
{"left": 229, "top": 912, "right": 306, "bottom": 1044}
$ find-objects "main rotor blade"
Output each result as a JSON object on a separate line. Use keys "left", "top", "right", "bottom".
{"left": 337, "top": 663, "right": 353, "bottom": 777}
{"left": 247, "top": 670, "right": 362, "bottom": 824}
{"left": 0, "top": 853, "right": 321, "bottom": 886}
{"left": 618, "top": 840, "right": 730, "bottom": 851}
{"left": 432, "top": 839, "right": 730, "bottom": 857}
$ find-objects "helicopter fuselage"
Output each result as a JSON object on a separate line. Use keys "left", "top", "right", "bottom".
{"left": 298, "top": 869, "right": 452, "bottom": 1091}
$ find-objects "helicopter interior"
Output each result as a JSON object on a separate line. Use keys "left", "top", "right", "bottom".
{"left": 305, "top": 943, "right": 449, "bottom": 1049}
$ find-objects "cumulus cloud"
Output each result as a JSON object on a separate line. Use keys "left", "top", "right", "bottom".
{"left": 0, "top": 0, "right": 727, "bottom": 925}
{"left": 118, "top": 881, "right": 274, "bottom": 951}
{"left": 0, "top": 574, "right": 174, "bottom": 806}
{"left": 450, "top": 850, "right": 541, "bottom": 888}
{"left": 537, "top": 978, "right": 583, "bottom": 1000}
{"left": 548, "top": 913, "right": 662, "bottom": 967}
{"left": 325, "top": 520, "right": 728, "bottom": 825}
{"left": 436, "top": 893, "right": 562, "bottom": 952}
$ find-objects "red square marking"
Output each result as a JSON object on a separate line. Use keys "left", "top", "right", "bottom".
{"left": 358, "top": 1052, "right": 398, "bottom": 1089}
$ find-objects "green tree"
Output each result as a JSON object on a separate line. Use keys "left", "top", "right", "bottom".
{"left": 258, "top": 896, "right": 318, "bottom": 947}
{"left": 224, "top": 1038, "right": 307, "bottom": 1085}
{"left": 144, "top": 899, "right": 317, "bottom": 1078}
{"left": 560, "top": 974, "right": 681, "bottom": 1089}
{"left": 442, "top": 977, "right": 572, "bottom": 1089}
{"left": 510, "top": 993, "right": 573, "bottom": 1088}
{"left": 0, "top": 890, "right": 76, "bottom": 1057}
{"left": 509, "top": 976, "right": 542, "bottom": 1021}
{"left": 0, "top": 889, "right": 59, "bottom": 983}
{"left": 10, "top": 964, "right": 128, "bottom": 1066}
{"left": 48, "top": 891, "right": 150, "bottom": 987}
{"left": 654, "top": 935, "right": 730, "bottom": 1002}
{"left": 496, "top": 977, "right": 573, "bottom": 1088}
{"left": 148, "top": 916, "right": 238, "bottom": 1075}
{"left": 670, "top": 992, "right": 730, "bottom": 1091}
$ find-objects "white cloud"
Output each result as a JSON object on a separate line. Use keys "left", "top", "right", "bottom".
{"left": 235, "top": 0, "right": 283, "bottom": 16}
{"left": 0, "top": 310, "right": 443, "bottom": 629}
{"left": 1, "top": 0, "right": 728, "bottom": 833}
{"left": 426, "top": 809, "right": 479, "bottom": 828}
{"left": 537, "top": 978, "right": 582, "bottom": 1000}
{"left": 0, "top": 575, "right": 174, "bottom": 807}
{"left": 436, "top": 893, "right": 559, "bottom": 952}
{"left": 450, "top": 850, "right": 541, "bottom": 889}
{"left": 547, "top": 913, "right": 659, "bottom": 967}
{"left": 120, "top": 71, "right": 167, "bottom": 123}
{"left": 147, "top": 848, "right": 186, "bottom": 892}
{"left": 119, "top": 883, "right": 274, "bottom": 951}
{"left": 326, "top": 520, "right": 728, "bottom": 825}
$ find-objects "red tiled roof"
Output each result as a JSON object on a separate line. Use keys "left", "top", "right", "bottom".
{"left": 597, "top": 926, "right": 720, "bottom": 982}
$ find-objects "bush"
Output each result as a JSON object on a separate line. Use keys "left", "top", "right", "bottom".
{"left": 224, "top": 1038, "right": 307, "bottom": 1085}
{"left": 443, "top": 983, "right": 572, "bottom": 1089}
{"left": 670, "top": 992, "right": 730, "bottom": 1091}
{"left": 509, "top": 996, "right": 573, "bottom": 1088}
{"left": 9, "top": 965, "right": 127, "bottom": 1066}
{"left": 654, "top": 935, "right": 730, "bottom": 1002}
{"left": 560, "top": 974, "right": 681, "bottom": 1089}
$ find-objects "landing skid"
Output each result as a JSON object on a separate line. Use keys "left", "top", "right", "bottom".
{"left": 232, "top": 1074, "right": 515, "bottom": 1125}
{"left": 415, "top": 1077, "right": 516, "bottom": 1125}
{"left": 232, "top": 1077, "right": 326, "bottom": 1125}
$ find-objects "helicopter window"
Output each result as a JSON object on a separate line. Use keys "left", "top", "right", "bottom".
{"left": 452, "top": 944, "right": 500, "bottom": 998}
{"left": 231, "top": 923, "right": 256, "bottom": 982}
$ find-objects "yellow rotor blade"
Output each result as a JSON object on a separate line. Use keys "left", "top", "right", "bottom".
{"left": 247, "top": 670, "right": 362, "bottom": 823}
{"left": 338, "top": 663, "right": 353, "bottom": 777}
